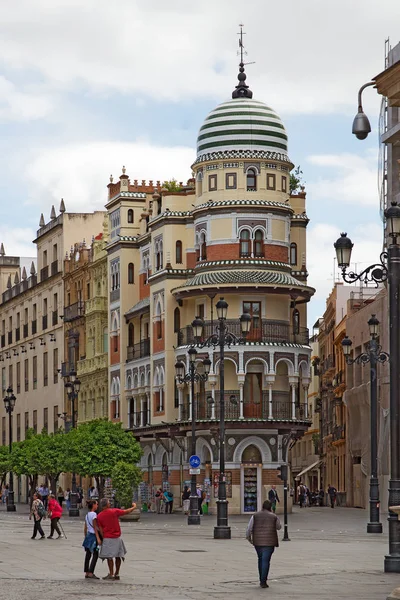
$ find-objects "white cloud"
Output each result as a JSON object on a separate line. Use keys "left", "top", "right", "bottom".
{"left": 0, "top": 0, "right": 398, "bottom": 116}
{"left": 0, "top": 76, "right": 53, "bottom": 121}
{"left": 23, "top": 141, "right": 195, "bottom": 214}
{"left": 307, "top": 221, "right": 384, "bottom": 324}
{"left": 306, "top": 151, "right": 379, "bottom": 207}
{"left": 0, "top": 227, "right": 36, "bottom": 258}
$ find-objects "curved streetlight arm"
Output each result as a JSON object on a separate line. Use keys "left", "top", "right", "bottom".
{"left": 340, "top": 252, "right": 388, "bottom": 286}
{"left": 344, "top": 345, "right": 390, "bottom": 366}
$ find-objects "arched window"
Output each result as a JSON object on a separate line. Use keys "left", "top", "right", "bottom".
{"left": 175, "top": 240, "right": 182, "bottom": 264}
{"left": 197, "top": 171, "right": 203, "bottom": 196}
{"left": 156, "top": 319, "right": 162, "bottom": 339}
{"left": 127, "top": 209, "right": 134, "bottom": 223}
{"left": 293, "top": 309, "right": 300, "bottom": 335}
{"left": 240, "top": 229, "right": 251, "bottom": 257}
{"left": 290, "top": 243, "right": 297, "bottom": 266}
{"left": 247, "top": 168, "right": 257, "bottom": 191}
{"left": 128, "top": 323, "right": 134, "bottom": 347}
{"left": 128, "top": 262, "right": 134, "bottom": 284}
{"left": 199, "top": 233, "right": 207, "bottom": 261}
{"left": 174, "top": 307, "right": 180, "bottom": 333}
{"left": 254, "top": 229, "right": 264, "bottom": 258}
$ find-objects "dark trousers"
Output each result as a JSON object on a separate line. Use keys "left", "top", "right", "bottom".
{"left": 50, "top": 517, "right": 62, "bottom": 537}
{"left": 329, "top": 495, "right": 335, "bottom": 508}
{"left": 165, "top": 501, "right": 173, "bottom": 514}
{"left": 42, "top": 496, "right": 48, "bottom": 510}
{"left": 255, "top": 546, "right": 275, "bottom": 584}
{"left": 32, "top": 518, "right": 45, "bottom": 538}
{"left": 58, "top": 497, "right": 64, "bottom": 507}
{"left": 198, "top": 497, "right": 203, "bottom": 515}
{"left": 84, "top": 548, "right": 99, "bottom": 574}
{"left": 299, "top": 494, "right": 305, "bottom": 508}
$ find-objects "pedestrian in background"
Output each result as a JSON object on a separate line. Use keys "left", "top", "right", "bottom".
{"left": 297, "top": 482, "right": 306, "bottom": 508}
{"left": 246, "top": 499, "right": 281, "bottom": 589}
{"left": 47, "top": 494, "right": 63, "bottom": 539}
{"left": 65, "top": 488, "right": 71, "bottom": 510}
{"left": 30, "top": 492, "right": 46, "bottom": 540}
{"left": 268, "top": 485, "right": 280, "bottom": 513}
{"left": 182, "top": 486, "right": 190, "bottom": 514}
{"left": 96, "top": 498, "right": 137, "bottom": 580}
{"left": 57, "top": 486, "right": 64, "bottom": 507}
{"left": 83, "top": 499, "right": 101, "bottom": 579}
{"left": 196, "top": 484, "right": 203, "bottom": 515}
{"left": 3, "top": 484, "right": 9, "bottom": 506}
{"left": 155, "top": 488, "right": 163, "bottom": 514}
{"left": 327, "top": 484, "right": 337, "bottom": 509}
{"left": 41, "top": 483, "right": 49, "bottom": 510}
{"left": 163, "top": 489, "right": 173, "bottom": 514}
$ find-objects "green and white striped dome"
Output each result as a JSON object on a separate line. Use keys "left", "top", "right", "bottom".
{"left": 196, "top": 98, "right": 288, "bottom": 158}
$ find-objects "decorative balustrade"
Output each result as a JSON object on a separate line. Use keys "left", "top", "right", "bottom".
{"left": 177, "top": 319, "right": 309, "bottom": 347}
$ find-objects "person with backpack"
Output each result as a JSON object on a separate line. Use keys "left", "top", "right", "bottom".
{"left": 297, "top": 482, "right": 306, "bottom": 508}
{"left": 163, "top": 489, "right": 173, "bottom": 514}
{"left": 30, "top": 492, "right": 46, "bottom": 539}
{"left": 327, "top": 484, "right": 337, "bottom": 509}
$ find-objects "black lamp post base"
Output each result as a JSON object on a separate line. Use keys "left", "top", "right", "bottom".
{"left": 6, "top": 504, "right": 16, "bottom": 512}
{"left": 385, "top": 555, "right": 400, "bottom": 573}
{"left": 188, "top": 514, "right": 201, "bottom": 525}
{"left": 69, "top": 507, "right": 80, "bottom": 517}
{"left": 214, "top": 526, "right": 231, "bottom": 539}
{"left": 367, "top": 521, "right": 383, "bottom": 534}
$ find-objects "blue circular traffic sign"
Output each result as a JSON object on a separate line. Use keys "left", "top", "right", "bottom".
{"left": 189, "top": 455, "right": 201, "bottom": 468}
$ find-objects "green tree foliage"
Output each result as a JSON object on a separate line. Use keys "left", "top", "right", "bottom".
{"left": 66, "top": 419, "right": 143, "bottom": 499}
{"left": 10, "top": 429, "right": 41, "bottom": 506}
{"left": 37, "top": 430, "right": 69, "bottom": 494}
{"left": 111, "top": 461, "right": 142, "bottom": 508}
{"left": 0, "top": 445, "right": 10, "bottom": 487}
{"left": 162, "top": 178, "right": 182, "bottom": 192}
{"left": 289, "top": 165, "right": 304, "bottom": 193}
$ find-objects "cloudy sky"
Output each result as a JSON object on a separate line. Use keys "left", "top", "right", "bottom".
{"left": 1, "top": 0, "right": 399, "bottom": 326}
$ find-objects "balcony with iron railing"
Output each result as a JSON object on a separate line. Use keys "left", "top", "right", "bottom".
{"left": 179, "top": 391, "right": 310, "bottom": 422}
{"left": 126, "top": 339, "right": 151, "bottom": 362}
{"left": 177, "top": 319, "right": 309, "bottom": 347}
{"left": 63, "top": 301, "right": 85, "bottom": 322}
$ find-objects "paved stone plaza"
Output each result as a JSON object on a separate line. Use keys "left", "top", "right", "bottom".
{"left": 0, "top": 504, "right": 399, "bottom": 599}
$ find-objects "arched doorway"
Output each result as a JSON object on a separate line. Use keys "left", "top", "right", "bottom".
{"left": 241, "top": 443, "right": 263, "bottom": 514}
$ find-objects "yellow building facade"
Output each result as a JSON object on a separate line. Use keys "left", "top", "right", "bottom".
{"left": 106, "top": 65, "right": 315, "bottom": 514}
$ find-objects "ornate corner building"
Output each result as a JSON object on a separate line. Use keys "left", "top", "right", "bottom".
{"left": 106, "top": 64, "right": 315, "bottom": 513}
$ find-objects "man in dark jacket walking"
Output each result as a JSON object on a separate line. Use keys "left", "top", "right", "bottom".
{"left": 246, "top": 499, "right": 281, "bottom": 588}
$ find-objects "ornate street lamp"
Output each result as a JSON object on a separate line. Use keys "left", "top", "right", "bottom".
{"left": 175, "top": 340, "right": 211, "bottom": 526}
{"left": 194, "top": 298, "right": 251, "bottom": 539}
{"left": 342, "top": 315, "right": 389, "bottom": 534}
{"left": 63, "top": 369, "right": 81, "bottom": 517}
{"left": 3, "top": 386, "right": 16, "bottom": 512}
{"left": 335, "top": 200, "right": 400, "bottom": 570}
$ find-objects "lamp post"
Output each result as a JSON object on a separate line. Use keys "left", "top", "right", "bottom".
{"left": 175, "top": 342, "right": 211, "bottom": 525}
{"left": 334, "top": 200, "right": 400, "bottom": 570}
{"left": 341, "top": 315, "right": 389, "bottom": 534}
{"left": 193, "top": 298, "right": 251, "bottom": 539}
{"left": 64, "top": 369, "right": 81, "bottom": 517}
{"left": 3, "top": 386, "right": 16, "bottom": 512}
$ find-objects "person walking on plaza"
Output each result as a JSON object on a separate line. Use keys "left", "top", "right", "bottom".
{"left": 96, "top": 498, "right": 137, "bottom": 580}
{"left": 163, "top": 489, "right": 173, "bottom": 514}
{"left": 41, "top": 483, "right": 49, "bottom": 510}
{"left": 47, "top": 494, "right": 63, "bottom": 539}
{"left": 297, "top": 482, "right": 306, "bottom": 508}
{"left": 57, "top": 486, "right": 64, "bottom": 507}
{"left": 182, "top": 486, "right": 190, "bottom": 514}
{"left": 246, "top": 499, "right": 281, "bottom": 589}
{"left": 155, "top": 488, "right": 163, "bottom": 514}
{"left": 268, "top": 485, "right": 280, "bottom": 513}
{"left": 196, "top": 485, "right": 203, "bottom": 515}
{"left": 327, "top": 484, "right": 337, "bottom": 509}
{"left": 30, "top": 492, "right": 46, "bottom": 539}
{"left": 3, "top": 484, "right": 9, "bottom": 506}
{"left": 83, "top": 500, "right": 101, "bottom": 579}
{"left": 65, "top": 488, "right": 71, "bottom": 510}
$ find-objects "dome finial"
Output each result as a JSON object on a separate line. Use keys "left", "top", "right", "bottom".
{"left": 232, "top": 24, "right": 253, "bottom": 99}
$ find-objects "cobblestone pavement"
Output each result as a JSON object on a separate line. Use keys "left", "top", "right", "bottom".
{"left": 0, "top": 504, "right": 398, "bottom": 599}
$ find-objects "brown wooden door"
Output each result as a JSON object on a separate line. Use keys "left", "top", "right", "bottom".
{"left": 243, "top": 301, "right": 261, "bottom": 341}
{"left": 244, "top": 373, "right": 262, "bottom": 418}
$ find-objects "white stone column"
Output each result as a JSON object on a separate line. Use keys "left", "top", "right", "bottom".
{"left": 238, "top": 374, "right": 245, "bottom": 419}
{"left": 265, "top": 374, "right": 275, "bottom": 419}
{"left": 140, "top": 395, "right": 145, "bottom": 427}
{"left": 177, "top": 384, "right": 184, "bottom": 421}
{"left": 291, "top": 384, "right": 296, "bottom": 419}
{"left": 303, "top": 385, "right": 309, "bottom": 418}
{"left": 146, "top": 392, "right": 151, "bottom": 425}
{"left": 210, "top": 382, "right": 216, "bottom": 420}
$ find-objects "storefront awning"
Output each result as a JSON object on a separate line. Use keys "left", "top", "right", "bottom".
{"left": 295, "top": 459, "right": 323, "bottom": 480}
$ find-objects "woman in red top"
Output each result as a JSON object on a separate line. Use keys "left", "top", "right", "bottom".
{"left": 47, "top": 494, "right": 63, "bottom": 539}
{"left": 96, "top": 498, "right": 137, "bottom": 580}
